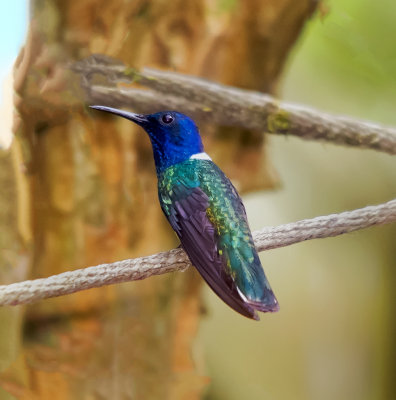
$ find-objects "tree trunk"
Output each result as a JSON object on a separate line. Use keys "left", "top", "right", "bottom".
{"left": 0, "top": 0, "right": 317, "bottom": 398}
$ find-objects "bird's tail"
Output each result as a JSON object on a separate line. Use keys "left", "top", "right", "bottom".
{"left": 233, "top": 252, "right": 279, "bottom": 317}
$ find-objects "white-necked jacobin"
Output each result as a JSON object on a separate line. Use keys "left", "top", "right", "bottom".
{"left": 90, "top": 106, "right": 279, "bottom": 320}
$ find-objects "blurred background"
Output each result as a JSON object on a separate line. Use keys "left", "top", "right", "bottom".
{"left": 0, "top": 1, "right": 395, "bottom": 399}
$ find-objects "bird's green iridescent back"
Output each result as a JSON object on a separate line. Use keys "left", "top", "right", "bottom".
{"left": 158, "top": 159, "right": 274, "bottom": 305}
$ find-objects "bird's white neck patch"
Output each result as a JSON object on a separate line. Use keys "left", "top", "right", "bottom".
{"left": 190, "top": 152, "right": 212, "bottom": 161}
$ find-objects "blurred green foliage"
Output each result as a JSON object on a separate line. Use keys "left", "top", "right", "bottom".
{"left": 283, "top": 0, "right": 396, "bottom": 124}
{"left": 200, "top": 1, "right": 396, "bottom": 399}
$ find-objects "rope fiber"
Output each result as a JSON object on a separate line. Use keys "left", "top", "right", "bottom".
{"left": 0, "top": 199, "right": 395, "bottom": 306}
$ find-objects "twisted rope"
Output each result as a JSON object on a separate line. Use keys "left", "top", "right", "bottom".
{"left": 71, "top": 56, "right": 396, "bottom": 155}
{"left": 0, "top": 199, "right": 395, "bottom": 306}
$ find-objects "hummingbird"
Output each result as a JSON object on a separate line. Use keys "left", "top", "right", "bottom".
{"left": 90, "top": 106, "right": 279, "bottom": 320}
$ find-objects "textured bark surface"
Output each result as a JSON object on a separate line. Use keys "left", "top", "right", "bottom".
{"left": 1, "top": 0, "right": 317, "bottom": 398}
{"left": 0, "top": 149, "right": 25, "bottom": 399}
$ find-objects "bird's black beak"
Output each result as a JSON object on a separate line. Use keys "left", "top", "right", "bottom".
{"left": 90, "top": 105, "right": 148, "bottom": 125}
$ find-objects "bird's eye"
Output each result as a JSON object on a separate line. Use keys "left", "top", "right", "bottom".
{"left": 161, "top": 114, "right": 174, "bottom": 124}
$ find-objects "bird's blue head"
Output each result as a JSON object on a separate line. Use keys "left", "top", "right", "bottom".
{"left": 90, "top": 106, "right": 204, "bottom": 174}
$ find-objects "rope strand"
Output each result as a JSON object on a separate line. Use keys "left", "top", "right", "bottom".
{"left": 71, "top": 56, "right": 396, "bottom": 155}
{"left": 0, "top": 199, "right": 395, "bottom": 306}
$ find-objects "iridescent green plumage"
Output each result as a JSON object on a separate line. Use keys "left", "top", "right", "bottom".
{"left": 159, "top": 159, "right": 278, "bottom": 319}
{"left": 90, "top": 106, "right": 278, "bottom": 319}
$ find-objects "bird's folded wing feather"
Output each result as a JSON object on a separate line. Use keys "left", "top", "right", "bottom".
{"left": 163, "top": 182, "right": 258, "bottom": 320}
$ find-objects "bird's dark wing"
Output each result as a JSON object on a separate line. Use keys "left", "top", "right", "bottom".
{"left": 162, "top": 182, "right": 259, "bottom": 320}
